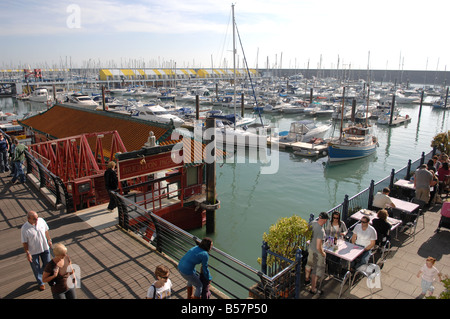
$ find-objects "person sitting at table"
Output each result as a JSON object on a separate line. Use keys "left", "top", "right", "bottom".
{"left": 372, "top": 187, "right": 396, "bottom": 209}
{"left": 427, "top": 159, "right": 437, "bottom": 173}
{"left": 351, "top": 216, "right": 377, "bottom": 270}
{"left": 324, "top": 211, "right": 348, "bottom": 238}
{"left": 371, "top": 209, "right": 391, "bottom": 245}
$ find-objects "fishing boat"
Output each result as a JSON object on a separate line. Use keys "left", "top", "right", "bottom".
{"left": 327, "top": 125, "right": 378, "bottom": 162}
{"left": 328, "top": 84, "right": 378, "bottom": 162}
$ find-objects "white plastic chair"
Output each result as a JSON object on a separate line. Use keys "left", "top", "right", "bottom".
{"left": 350, "top": 263, "right": 381, "bottom": 298}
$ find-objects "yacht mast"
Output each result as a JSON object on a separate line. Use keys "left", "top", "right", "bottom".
{"left": 232, "top": 3, "right": 237, "bottom": 130}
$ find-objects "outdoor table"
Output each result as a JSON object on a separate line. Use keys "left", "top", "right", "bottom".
{"left": 389, "top": 197, "right": 420, "bottom": 226}
{"left": 323, "top": 239, "right": 364, "bottom": 298}
{"left": 350, "top": 209, "right": 402, "bottom": 238}
{"left": 394, "top": 179, "right": 415, "bottom": 190}
{"left": 393, "top": 179, "right": 416, "bottom": 200}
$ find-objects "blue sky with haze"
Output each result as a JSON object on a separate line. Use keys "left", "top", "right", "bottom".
{"left": 1, "top": 0, "right": 449, "bottom": 71}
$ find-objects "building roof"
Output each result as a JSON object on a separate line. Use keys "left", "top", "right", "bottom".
{"left": 19, "top": 104, "right": 175, "bottom": 153}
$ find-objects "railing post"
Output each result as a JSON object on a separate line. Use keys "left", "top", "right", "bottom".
{"left": 368, "top": 180, "right": 375, "bottom": 209}
{"left": 294, "top": 248, "right": 302, "bottom": 299}
{"left": 406, "top": 159, "right": 412, "bottom": 180}
{"left": 389, "top": 168, "right": 395, "bottom": 190}
{"left": 342, "top": 195, "right": 349, "bottom": 221}
{"left": 115, "top": 193, "right": 128, "bottom": 230}
{"left": 261, "top": 241, "right": 268, "bottom": 275}
{"left": 52, "top": 175, "right": 61, "bottom": 205}
{"left": 420, "top": 151, "right": 425, "bottom": 165}
{"left": 37, "top": 165, "right": 45, "bottom": 188}
{"left": 149, "top": 213, "right": 163, "bottom": 253}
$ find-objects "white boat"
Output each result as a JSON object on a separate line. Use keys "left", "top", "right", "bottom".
{"left": 0, "top": 111, "right": 19, "bottom": 124}
{"left": 273, "top": 120, "right": 331, "bottom": 144}
{"left": 29, "top": 88, "right": 52, "bottom": 103}
{"left": 130, "top": 105, "right": 185, "bottom": 127}
{"left": 63, "top": 93, "right": 99, "bottom": 110}
{"left": 214, "top": 121, "right": 265, "bottom": 148}
{"left": 109, "top": 88, "right": 128, "bottom": 95}
{"left": 207, "top": 113, "right": 256, "bottom": 128}
{"left": 281, "top": 100, "right": 308, "bottom": 114}
{"left": 327, "top": 125, "right": 378, "bottom": 162}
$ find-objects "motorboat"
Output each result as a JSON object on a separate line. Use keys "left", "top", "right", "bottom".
{"left": 0, "top": 111, "right": 19, "bottom": 124}
{"left": 214, "top": 120, "right": 266, "bottom": 148}
{"left": 29, "top": 88, "right": 52, "bottom": 103}
{"left": 63, "top": 93, "right": 99, "bottom": 110}
{"left": 281, "top": 100, "right": 308, "bottom": 114}
{"left": 130, "top": 105, "right": 185, "bottom": 127}
{"left": 273, "top": 120, "right": 331, "bottom": 144}
{"left": 206, "top": 113, "right": 256, "bottom": 128}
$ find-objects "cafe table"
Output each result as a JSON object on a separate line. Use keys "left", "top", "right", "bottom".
{"left": 350, "top": 209, "right": 402, "bottom": 238}
{"left": 323, "top": 239, "right": 364, "bottom": 298}
{"left": 394, "top": 179, "right": 415, "bottom": 190}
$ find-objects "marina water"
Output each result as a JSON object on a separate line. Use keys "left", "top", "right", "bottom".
{"left": 2, "top": 97, "right": 449, "bottom": 271}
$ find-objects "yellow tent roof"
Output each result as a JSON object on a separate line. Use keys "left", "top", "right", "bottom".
{"left": 120, "top": 69, "right": 135, "bottom": 76}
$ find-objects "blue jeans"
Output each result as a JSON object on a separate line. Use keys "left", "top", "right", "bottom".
{"left": 11, "top": 161, "right": 25, "bottom": 183}
{"left": 0, "top": 149, "right": 8, "bottom": 172}
{"left": 179, "top": 271, "right": 203, "bottom": 298}
{"left": 29, "top": 250, "right": 51, "bottom": 286}
{"left": 52, "top": 288, "right": 77, "bottom": 299}
{"left": 354, "top": 250, "right": 371, "bottom": 269}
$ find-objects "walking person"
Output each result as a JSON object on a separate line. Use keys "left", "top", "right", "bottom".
{"left": 42, "top": 243, "right": 77, "bottom": 299}
{"left": 10, "top": 138, "right": 27, "bottom": 184}
{"left": 0, "top": 132, "right": 9, "bottom": 173}
{"left": 416, "top": 256, "right": 442, "bottom": 298}
{"left": 104, "top": 161, "right": 119, "bottom": 212}
{"left": 304, "top": 212, "right": 329, "bottom": 295}
{"left": 178, "top": 237, "right": 213, "bottom": 299}
{"left": 146, "top": 265, "right": 172, "bottom": 299}
{"left": 20, "top": 211, "right": 53, "bottom": 291}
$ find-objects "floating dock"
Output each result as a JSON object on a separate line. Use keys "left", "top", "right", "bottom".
{"left": 378, "top": 116, "right": 412, "bottom": 127}
{"left": 267, "top": 137, "right": 329, "bottom": 157}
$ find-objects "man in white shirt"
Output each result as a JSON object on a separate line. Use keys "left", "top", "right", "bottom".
{"left": 372, "top": 187, "right": 396, "bottom": 209}
{"left": 21, "top": 211, "right": 53, "bottom": 291}
{"left": 351, "top": 216, "right": 377, "bottom": 269}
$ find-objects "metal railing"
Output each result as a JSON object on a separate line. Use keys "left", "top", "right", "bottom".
{"left": 112, "top": 191, "right": 304, "bottom": 299}
{"left": 0, "top": 129, "right": 71, "bottom": 212}
{"left": 325, "top": 149, "right": 435, "bottom": 223}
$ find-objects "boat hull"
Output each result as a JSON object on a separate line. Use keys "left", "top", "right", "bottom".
{"left": 328, "top": 143, "right": 377, "bottom": 162}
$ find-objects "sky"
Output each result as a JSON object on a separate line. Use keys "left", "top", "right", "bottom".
{"left": 1, "top": 0, "right": 449, "bottom": 71}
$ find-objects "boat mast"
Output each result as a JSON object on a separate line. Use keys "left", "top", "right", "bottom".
{"left": 340, "top": 86, "right": 345, "bottom": 141}
{"left": 232, "top": 3, "right": 237, "bottom": 130}
{"left": 366, "top": 51, "right": 370, "bottom": 127}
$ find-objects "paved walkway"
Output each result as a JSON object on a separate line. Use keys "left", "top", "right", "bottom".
{"left": 300, "top": 197, "right": 450, "bottom": 299}
{"left": 1, "top": 168, "right": 449, "bottom": 300}
{"left": 0, "top": 171, "right": 225, "bottom": 299}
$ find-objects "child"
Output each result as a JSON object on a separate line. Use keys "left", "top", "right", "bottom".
{"left": 146, "top": 265, "right": 172, "bottom": 299}
{"left": 416, "top": 257, "right": 442, "bottom": 298}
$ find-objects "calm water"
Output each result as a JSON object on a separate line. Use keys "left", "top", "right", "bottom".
{"left": 1, "top": 97, "right": 449, "bottom": 269}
